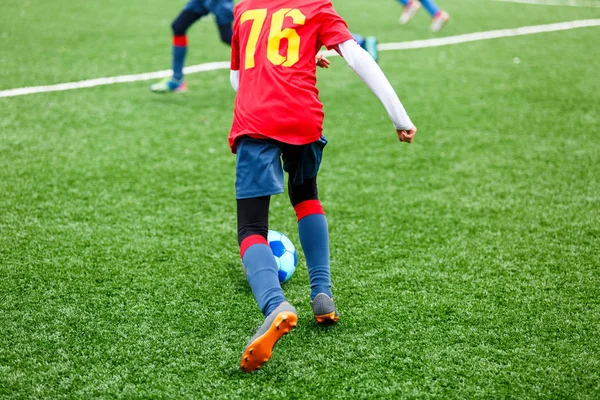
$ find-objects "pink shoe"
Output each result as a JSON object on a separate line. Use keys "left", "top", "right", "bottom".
{"left": 431, "top": 11, "right": 450, "bottom": 32}
{"left": 399, "top": 1, "right": 421, "bottom": 25}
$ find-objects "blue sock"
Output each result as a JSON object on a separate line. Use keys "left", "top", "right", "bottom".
{"left": 172, "top": 35, "right": 187, "bottom": 81}
{"left": 397, "top": 0, "right": 410, "bottom": 6}
{"left": 352, "top": 33, "right": 365, "bottom": 48}
{"left": 242, "top": 241, "right": 286, "bottom": 316}
{"left": 420, "top": 0, "right": 440, "bottom": 16}
{"left": 295, "top": 201, "right": 332, "bottom": 300}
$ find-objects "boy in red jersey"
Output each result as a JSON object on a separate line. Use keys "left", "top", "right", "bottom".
{"left": 230, "top": 0, "right": 417, "bottom": 372}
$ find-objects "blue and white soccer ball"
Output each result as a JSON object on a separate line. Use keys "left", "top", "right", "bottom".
{"left": 268, "top": 230, "right": 297, "bottom": 284}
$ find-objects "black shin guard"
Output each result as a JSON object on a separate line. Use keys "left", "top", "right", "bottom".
{"left": 171, "top": 9, "right": 202, "bottom": 36}
{"left": 237, "top": 196, "right": 270, "bottom": 245}
{"left": 288, "top": 177, "right": 319, "bottom": 207}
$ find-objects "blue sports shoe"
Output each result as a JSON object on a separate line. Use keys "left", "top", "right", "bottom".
{"left": 150, "top": 77, "right": 187, "bottom": 93}
{"left": 364, "top": 36, "right": 378, "bottom": 63}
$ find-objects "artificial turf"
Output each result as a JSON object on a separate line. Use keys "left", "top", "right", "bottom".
{"left": 1, "top": 0, "right": 599, "bottom": 398}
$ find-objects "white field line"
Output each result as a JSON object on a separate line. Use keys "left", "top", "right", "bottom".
{"left": 1, "top": 19, "right": 600, "bottom": 99}
{"left": 0, "top": 62, "right": 230, "bottom": 99}
{"left": 493, "top": 0, "right": 600, "bottom": 7}
{"left": 375, "top": 19, "right": 600, "bottom": 52}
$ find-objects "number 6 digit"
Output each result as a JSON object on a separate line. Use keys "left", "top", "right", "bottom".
{"left": 268, "top": 8, "right": 306, "bottom": 67}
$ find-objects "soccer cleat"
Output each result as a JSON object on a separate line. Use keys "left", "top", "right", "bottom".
{"left": 149, "top": 77, "right": 187, "bottom": 93}
{"left": 399, "top": 1, "right": 421, "bottom": 25}
{"left": 364, "top": 36, "right": 379, "bottom": 63}
{"left": 431, "top": 11, "right": 450, "bottom": 33}
{"left": 311, "top": 293, "right": 339, "bottom": 325}
{"left": 240, "top": 302, "right": 298, "bottom": 372}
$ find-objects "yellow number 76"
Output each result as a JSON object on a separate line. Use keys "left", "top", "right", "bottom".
{"left": 240, "top": 8, "right": 306, "bottom": 70}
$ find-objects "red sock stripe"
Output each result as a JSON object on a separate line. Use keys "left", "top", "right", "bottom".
{"left": 240, "top": 234, "right": 268, "bottom": 258}
{"left": 294, "top": 200, "right": 325, "bottom": 221}
{"left": 173, "top": 35, "right": 187, "bottom": 47}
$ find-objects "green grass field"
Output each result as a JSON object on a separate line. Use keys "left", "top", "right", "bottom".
{"left": 1, "top": 0, "right": 600, "bottom": 398}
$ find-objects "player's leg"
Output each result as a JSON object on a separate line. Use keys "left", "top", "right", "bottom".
{"left": 397, "top": 0, "right": 449, "bottom": 31}
{"left": 397, "top": 0, "right": 422, "bottom": 25}
{"left": 351, "top": 33, "right": 378, "bottom": 62}
{"left": 419, "top": 0, "right": 440, "bottom": 16}
{"left": 217, "top": 23, "right": 233, "bottom": 46}
{"left": 238, "top": 196, "right": 286, "bottom": 318}
{"left": 283, "top": 137, "right": 339, "bottom": 325}
{"left": 206, "top": 0, "right": 234, "bottom": 46}
{"left": 236, "top": 137, "right": 297, "bottom": 372}
{"left": 238, "top": 197, "right": 297, "bottom": 371}
{"left": 150, "top": 1, "right": 205, "bottom": 93}
{"left": 289, "top": 177, "right": 330, "bottom": 300}
{"left": 289, "top": 177, "right": 339, "bottom": 325}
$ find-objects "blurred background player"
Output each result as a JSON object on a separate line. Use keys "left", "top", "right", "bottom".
{"left": 397, "top": 0, "right": 449, "bottom": 32}
{"left": 151, "top": 1, "right": 379, "bottom": 94}
{"left": 150, "top": 0, "right": 234, "bottom": 93}
{"left": 230, "top": 0, "right": 416, "bottom": 372}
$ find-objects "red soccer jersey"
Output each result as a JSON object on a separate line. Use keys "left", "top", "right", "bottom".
{"left": 228, "top": 0, "right": 353, "bottom": 152}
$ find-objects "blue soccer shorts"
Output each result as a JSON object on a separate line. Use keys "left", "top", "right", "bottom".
{"left": 183, "top": 0, "right": 234, "bottom": 25}
{"left": 235, "top": 136, "right": 328, "bottom": 200}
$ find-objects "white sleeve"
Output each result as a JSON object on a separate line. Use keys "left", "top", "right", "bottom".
{"left": 230, "top": 70, "right": 239, "bottom": 92}
{"left": 336, "top": 40, "right": 413, "bottom": 131}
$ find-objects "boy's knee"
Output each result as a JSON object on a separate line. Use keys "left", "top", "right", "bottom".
{"left": 171, "top": 10, "right": 200, "bottom": 35}
{"left": 288, "top": 177, "right": 318, "bottom": 207}
{"left": 171, "top": 19, "right": 187, "bottom": 36}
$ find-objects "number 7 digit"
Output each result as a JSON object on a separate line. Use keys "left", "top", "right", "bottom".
{"left": 240, "top": 9, "right": 268, "bottom": 70}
